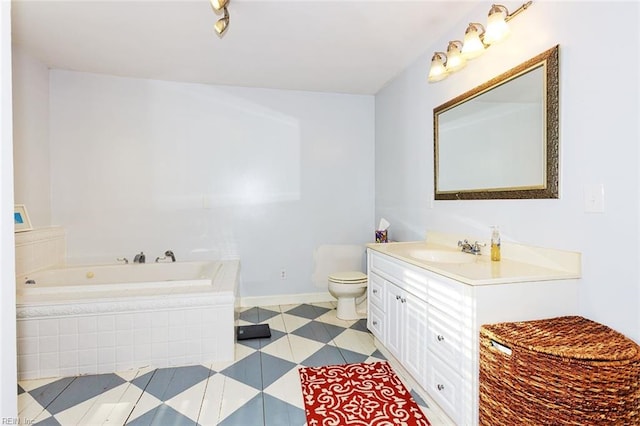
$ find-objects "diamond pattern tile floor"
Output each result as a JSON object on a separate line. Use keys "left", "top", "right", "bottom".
{"left": 17, "top": 302, "right": 442, "bottom": 425}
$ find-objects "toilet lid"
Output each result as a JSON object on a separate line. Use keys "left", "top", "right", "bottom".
{"left": 329, "top": 271, "right": 367, "bottom": 283}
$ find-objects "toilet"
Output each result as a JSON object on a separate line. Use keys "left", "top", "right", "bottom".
{"left": 328, "top": 271, "right": 368, "bottom": 320}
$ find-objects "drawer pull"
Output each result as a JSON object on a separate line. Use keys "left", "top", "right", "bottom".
{"left": 372, "top": 320, "right": 378, "bottom": 326}
{"left": 396, "top": 295, "right": 401, "bottom": 300}
{"left": 437, "top": 335, "right": 445, "bottom": 342}
{"left": 437, "top": 384, "right": 445, "bottom": 391}
{"left": 373, "top": 289, "right": 378, "bottom": 294}
{"left": 401, "top": 297, "right": 406, "bottom": 303}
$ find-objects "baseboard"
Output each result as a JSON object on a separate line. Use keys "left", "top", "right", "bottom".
{"left": 239, "top": 291, "right": 335, "bottom": 308}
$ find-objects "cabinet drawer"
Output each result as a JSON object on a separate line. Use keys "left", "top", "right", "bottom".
{"left": 370, "top": 252, "right": 427, "bottom": 300}
{"left": 368, "top": 273, "right": 385, "bottom": 310}
{"left": 427, "top": 306, "right": 463, "bottom": 371}
{"left": 426, "top": 351, "right": 463, "bottom": 425}
{"left": 367, "top": 304, "right": 385, "bottom": 342}
{"left": 427, "top": 275, "right": 465, "bottom": 316}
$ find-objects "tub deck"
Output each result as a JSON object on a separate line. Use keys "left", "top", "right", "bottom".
{"left": 18, "top": 260, "right": 229, "bottom": 298}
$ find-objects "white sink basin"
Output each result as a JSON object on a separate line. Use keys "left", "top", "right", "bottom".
{"left": 407, "top": 249, "right": 477, "bottom": 264}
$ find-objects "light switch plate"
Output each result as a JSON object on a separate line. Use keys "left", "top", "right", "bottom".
{"left": 584, "top": 184, "right": 605, "bottom": 213}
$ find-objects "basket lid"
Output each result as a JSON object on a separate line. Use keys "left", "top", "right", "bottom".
{"left": 481, "top": 316, "right": 640, "bottom": 362}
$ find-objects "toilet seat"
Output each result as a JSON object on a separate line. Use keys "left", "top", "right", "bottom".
{"left": 328, "top": 271, "right": 367, "bottom": 284}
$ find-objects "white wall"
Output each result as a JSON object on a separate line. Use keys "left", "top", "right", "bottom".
{"left": 48, "top": 70, "right": 375, "bottom": 297}
{"left": 375, "top": 1, "right": 640, "bottom": 341}
{"left": 12, "top": 46, "right": 50, "bottom": 227}
{"left": 1, "top": 0, "right": 17, "bottom": 417}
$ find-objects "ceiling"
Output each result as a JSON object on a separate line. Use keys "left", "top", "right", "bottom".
{"left": 11, "top": 0, "right": 479, "bottom": 95}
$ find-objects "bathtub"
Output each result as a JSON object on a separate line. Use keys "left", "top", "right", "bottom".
{"left": 16, "top": 260, "right": 239, "bottom": 380}
{"left": 17, "top": 261, "right": 225, "bottom": 296}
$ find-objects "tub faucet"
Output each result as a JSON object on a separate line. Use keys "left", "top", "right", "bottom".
{"left": 156, "top": 250, "right": 176, "bottom": 263}
{"left": 458, "top": 239, "right": 485, "bottom": 255}
{"left": 134, "top": 252, "right": 146, "bottom": 263}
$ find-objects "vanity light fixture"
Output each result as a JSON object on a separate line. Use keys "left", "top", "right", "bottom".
{"left": 427, "top": 1, "right": 533, "bottom": 83}
{"left": 484, "top": 4, "right": 510, "bottom": 44}
{"left": 427, "top": 52, "right": 449, "bottom": 83}
{"left": 445, "top": 40, "right": 466, "bottom": 72}
{"left": 485, "top": 1, "right": 533, "bottom": 45}
{"left": 210, "top": 0, "right": 231, "bottom": 36}
{"left": 461, "top": 23, "right": 486, "bottom": 60}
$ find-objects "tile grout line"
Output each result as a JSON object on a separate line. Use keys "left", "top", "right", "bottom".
{"left": 195, "top": 363, "right": 215, "bottom": 426}
{"left": 99, "top": 369, "right": 151, "bottom": 426}
{"left": 122, "top": 368, "right": 159, "bottom": 425}
{"left": 258, "top": 307, "right": 271, "bottom": 426}
{"left": 279, "top": 305, "right": 300, "bottom": 367}
{"left": 37, "top": 376, "right": 77, "bottom": 422}
{"left": 263, "top": 305, "right": 298, "bottom": 426}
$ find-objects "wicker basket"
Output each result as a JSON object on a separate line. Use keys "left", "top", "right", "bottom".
{"left": 479, "top": 316, "right": 640, "bottom": 425}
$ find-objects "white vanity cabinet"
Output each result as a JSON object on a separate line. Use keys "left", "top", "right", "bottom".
{"left": 367, "top": 246, "right": 579, "bottom": 426}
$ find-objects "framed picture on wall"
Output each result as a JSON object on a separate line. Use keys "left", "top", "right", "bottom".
{"left": 14, "top": 204, "right": 32, "bottom": 232}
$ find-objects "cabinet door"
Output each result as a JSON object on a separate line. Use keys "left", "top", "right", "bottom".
{"left": 385, "top": 283, "right": 404, "bottom": 361}
{"left": 404, "top": 294, "right": 428, "bottom": 388}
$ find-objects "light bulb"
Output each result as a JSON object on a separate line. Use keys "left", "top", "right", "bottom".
{"left": 462, "top": 23, "right": 486, "bottom": 60}
{"left": 428, "top": 53, "right": 449, "bottom": 83}
{"left": 446, "top": 41, "right": 466, "bottom": 72}
{"left": 484, "top": 5, "right": 510, "bottom": 44}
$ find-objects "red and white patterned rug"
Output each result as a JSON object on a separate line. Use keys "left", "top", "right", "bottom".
{"left": 298, "top": 361, "right": 431, "bottom": 426}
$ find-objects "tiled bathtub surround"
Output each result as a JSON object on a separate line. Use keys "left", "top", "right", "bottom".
{"left": 16, "top": 261, "right": 239, "bottom": 380}
{"left": 15, "top": 226, "right": 66, "bottom": 276}
{"left": 17, "top": 306, "right": 234, "bottom": 380}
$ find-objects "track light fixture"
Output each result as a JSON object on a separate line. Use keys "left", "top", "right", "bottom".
{"left": 214, "top": 7, "right": 229, "bottom": 36}
{"left": 210, "top": 0, "right": 229, "bottom": 10}
{"left": 210, "top": 0, "right": 230, "bottom": 36}
{"left": 428, "top": 1, "right": 533, "bottom": 83}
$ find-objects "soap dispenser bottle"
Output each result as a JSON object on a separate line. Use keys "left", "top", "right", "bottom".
{"left": 491, "top": 226, "right": 501, "bottom": 262}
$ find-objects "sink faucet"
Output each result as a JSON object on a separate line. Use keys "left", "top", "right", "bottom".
{"left": 133, "top": 252, "right": 146, "bottom": 263}
{"left": 155, "top": 250, "right": 176, "bottom": 263}
{"left": 458, "top": 239, "right": 485, "bottom": 255}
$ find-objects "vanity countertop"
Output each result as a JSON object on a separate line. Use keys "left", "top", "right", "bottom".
{"left": 367, "top": 232, "right": 581, "bottom": 286}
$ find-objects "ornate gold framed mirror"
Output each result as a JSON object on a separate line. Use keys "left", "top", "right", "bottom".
{"left": 434, "top": 45, "right": 559, "bottom": 200}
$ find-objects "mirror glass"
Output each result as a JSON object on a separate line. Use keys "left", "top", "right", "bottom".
{"left": 434, "top": 45, "right": 559, "bottom": 200}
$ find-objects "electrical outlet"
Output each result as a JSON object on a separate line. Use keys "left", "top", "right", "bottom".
{"left": 280, "top": 268, "right": 286, "bottom": 280}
